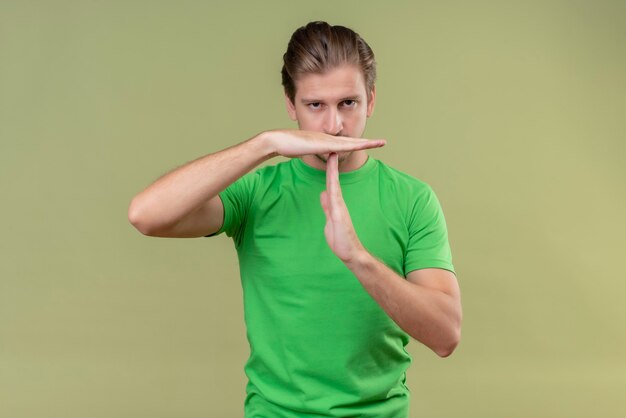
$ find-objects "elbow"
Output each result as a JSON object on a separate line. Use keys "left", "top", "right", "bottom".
{"left": 434, "top": 302, "right": 463, "bottom": 358}
{"left": 434, "top": 339, "right": 459, "bottom": 358}
{"left": 128, "top": 198, "right": 156, "bottom": 236}
{"left": 434, "top": 327, "right": 461, "bottom": 358}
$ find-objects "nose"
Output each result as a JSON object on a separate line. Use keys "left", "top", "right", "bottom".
{"left": 323, "top": 107, "right": 343, "bottom": 136}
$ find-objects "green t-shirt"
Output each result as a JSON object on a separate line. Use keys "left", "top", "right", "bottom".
{"left": 208, "top": 155, "right": 455, "bottom": 417}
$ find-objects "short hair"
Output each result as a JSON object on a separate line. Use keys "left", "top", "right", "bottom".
{"left": 281, "top": 21, "right": 377, "bottom": 104}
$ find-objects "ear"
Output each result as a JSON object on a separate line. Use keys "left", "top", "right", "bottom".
{"left": 285, "top": 93, "right": 297, "bottom": 121}
{"left": 366, "top": 85, "right": 376, "bottom": 118}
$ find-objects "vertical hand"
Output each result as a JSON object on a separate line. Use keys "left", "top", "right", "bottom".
{"left": 320, "top": 153, "right": 366, "bottom": 263}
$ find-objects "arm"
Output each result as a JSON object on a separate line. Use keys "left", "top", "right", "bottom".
{"left": 128, "top": 130, "right": 386, "bottom": 237}
{"left": 346, "top": 256, "right": 462, "bottom": 357}
{"left": 128, "top": 133, "right": 274, "bottom": 237}
{"left": 320, "top": 153, "right": 461, "bottom": 357}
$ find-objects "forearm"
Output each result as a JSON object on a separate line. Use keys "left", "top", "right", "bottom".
{"left": 128, "top": 131, "right": 275, "bottom": 231}
{"left": 345, "top": 251, "right": 461, "bottom": 357}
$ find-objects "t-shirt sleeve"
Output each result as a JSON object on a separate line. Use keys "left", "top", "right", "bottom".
{"left": 404, "top": 184, "right": 456, "bottom": 276}
{"left": 204, "top": 171, "right": 259, "bottom": 244}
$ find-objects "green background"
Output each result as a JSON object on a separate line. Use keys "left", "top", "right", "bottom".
{"left": 1, "top": 0, "right": 625, "bottom": 417}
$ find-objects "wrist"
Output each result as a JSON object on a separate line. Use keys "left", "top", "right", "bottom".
{"left": 344, "top": 247, "right": 374, "bottom": 272}
{"left": 254, "top": 130, "right": 279, "bottom": 159}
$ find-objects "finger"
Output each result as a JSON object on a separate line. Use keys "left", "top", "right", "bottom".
{"left": 326, "top": 152, "right": 335, "bottom": 195}
{"left": 331, "top": 133, "right": 386, "bottom": 143}
{"left": 326, "top": 152, "right": 341, "bottom": 206}
{"left": 320, "top": 190, "right": 330, "bottom": 218}
{"left": 331, "top": 138, "right": 386, "bottom": 151}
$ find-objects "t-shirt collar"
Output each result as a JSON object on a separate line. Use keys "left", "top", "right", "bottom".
{"left": 291, "top": 154, "right": 377, "bottom": 184}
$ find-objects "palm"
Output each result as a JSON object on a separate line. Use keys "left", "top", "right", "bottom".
{"left": 272, "top": 129, "right": 385, "bottom": 158}
{"left": 319, "top": 153, "right": 364, "bottom": 263}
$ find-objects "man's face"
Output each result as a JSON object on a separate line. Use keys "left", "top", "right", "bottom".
{"left": 285, "top": 64, "right": 376, "bottom": 165}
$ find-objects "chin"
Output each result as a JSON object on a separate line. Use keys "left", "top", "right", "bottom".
{"left": 316, "top": 151, "right": 351, "bottom": 164}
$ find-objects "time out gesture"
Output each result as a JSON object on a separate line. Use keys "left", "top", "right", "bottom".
{"left": 127, "top": 129, "right": 385, "bottom": 239}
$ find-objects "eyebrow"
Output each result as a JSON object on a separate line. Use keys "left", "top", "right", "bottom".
{"left": 300, "top": 95, "right": 361, "bottom": 104}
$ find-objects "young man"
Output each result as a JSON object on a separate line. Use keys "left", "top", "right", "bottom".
{"left": 129, "top": 21, "right": 461, "bottom": 418}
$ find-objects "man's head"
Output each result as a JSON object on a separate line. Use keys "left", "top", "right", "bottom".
{"left": 281, "top": 21, "right": 376, "bottom": 107}
{"left": 281, "top": 21, "right": 378, "bottom": 165}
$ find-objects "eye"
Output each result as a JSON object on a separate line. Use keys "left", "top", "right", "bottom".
{"left": 308, "top": 102, "right": 322, "bottom": 110}
{"left": 342, "top": 99, "right": 357, "bottom": 108}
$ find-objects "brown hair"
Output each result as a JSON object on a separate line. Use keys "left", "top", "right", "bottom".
{"left": 281, "top": 21, "right": 377, "bottom": 104}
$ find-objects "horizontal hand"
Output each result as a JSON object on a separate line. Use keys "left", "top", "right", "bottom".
{"left": 264, "top": 129, "right": 386, "bottom": 159}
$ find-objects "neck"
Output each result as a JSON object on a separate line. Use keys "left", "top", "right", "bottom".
{"left": 300, "top": 150, "right": 369, "bottom": 173}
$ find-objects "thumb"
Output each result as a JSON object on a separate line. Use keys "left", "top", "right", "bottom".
{"left": 320, "top": 190, "right": 330, "bottom": 218}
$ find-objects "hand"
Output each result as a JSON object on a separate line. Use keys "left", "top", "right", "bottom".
{"left": 265, "top": 129, "right": 386, "bottom": 158}
{"left": 319, "top": 152, "right": 367, "bottom": 264}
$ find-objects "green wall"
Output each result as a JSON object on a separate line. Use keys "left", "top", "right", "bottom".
{"left": 2, "top": 1, "right": 625, "bottom": 416}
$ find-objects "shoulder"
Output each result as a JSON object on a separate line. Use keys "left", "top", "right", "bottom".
{"left": 374, "top": 159, "right": 434, "bottom": 196}
{"left": 247, "top": 159, "right": 293, "bottom": 183}
{"left": 233, "top": 159, "right": 297, "bottom": 197}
